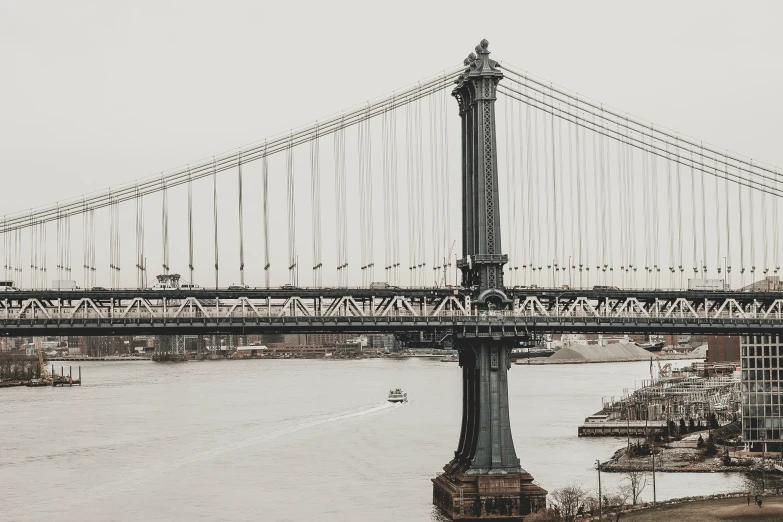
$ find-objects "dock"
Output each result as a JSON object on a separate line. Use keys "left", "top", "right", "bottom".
{"left": 578, "top": 420, "right": 667, "bottom": 437}
{"left": 0, "top": 365, "right": 82, "bottom": 388}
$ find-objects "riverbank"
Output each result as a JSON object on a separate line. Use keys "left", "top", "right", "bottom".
{"left": 600, "top": 431, "right": 775, "bottom": 474}
{"left": 521, "top": 353, "right": 701, "bottom": 365}
{"left": 592, "top": 493, "right": 783, "bottom": 521}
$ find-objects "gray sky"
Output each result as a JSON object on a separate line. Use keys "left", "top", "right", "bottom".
{"left": 1, "top": 0, "right": 782, "bottom": 289}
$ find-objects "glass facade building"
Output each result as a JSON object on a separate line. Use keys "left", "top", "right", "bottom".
{"left": 741, "top": 335, "right": 783, "bottom": 452}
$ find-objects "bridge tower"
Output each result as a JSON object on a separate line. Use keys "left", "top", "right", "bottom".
{"left": 432, "top": 40, "right": 547, "bottom": 520}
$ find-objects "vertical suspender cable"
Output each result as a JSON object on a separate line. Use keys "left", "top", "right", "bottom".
{"left": 543, "top": 96, "right": 551, "bottom": 284}
{"left": 725, "top": 152, "right": 732, "bottom": 285}
{"left": 262, "top": 146, "right": 270, "bottom": 287}
{"left": 366, "top": 108, "right": 374, "bottom": 286}
{"left": 700, "top": 143, "right": 707, "bottom": 276}
{"left": 556, "top": 98, "right": 565, "bottom": 283}
{"left": 3, "top": 218, "right": 6, "bottom": 281}
{"left": 359, "top": 110, "right": 369, "bottom": 286}
{"left": 162, "top": 175, "right": 169, "bottom": 275}
{"left": 691, "top": 148, "right": 698, "bottom": 279}
{"left": 577, "top": 99, "right": 586, "bottom": 286}
{"left": 441, "top": 85, "right": 451, "bottom": 286}
{"left": 55, "top": 208, "right": 61, "bottom": 281}
{"left": 187, "top": 168, "right": 194, "bottom": 285}
{"left": 651, "top": 126, "right": 660, "bottom": 288}
{"left": 504, "top": 88, "right": 513, "bottom": 284}
{"left": 89, "top": 207, "right": 96, "bottom": 288}
{"left": 775, "top": 167, "right": 780, "bottom": 276}
{"left": 110, "top": 195, "right": 115, "bottom": 287}
{"left": 551, "top": 88, "right": 558, "bottom": 284}
{"left": 406, "top": 102, "right": 415, "bottom": 286}
{"left": 65, "top": 215, "right": 71, "bottom": 283}
{"left": 567, "top": 100, "right": 576, "bottom": 286}
{"left": 382, "top": 106, "right": 392, "bottom": 284}
{"left": 311, "top": 126, "right": 322, "bottom": 287}
{"left": 416, "top": 91, "right": 426, "bottom": 286}
{"left": 41, "top": 221, "right": 47, "bottom": 289}
{"left": 137, "top": 189, "right": 146, "bottom": 288}
{"left": 714, "top": 156, "right": 721, "bottom": 277}
{"left": 641, "top": 131, "right": 650, "bottom": 287}
{"left": 627, "top": 122, "right": 633, "bottom": 286}
{"left": 114, "top": 197, "right": 120, "bottom": 288}
{"left": 29, "top": 213, "right": 33, "bottom": 288}
{"left": 334, "top": 123, "right": 347, "bottom": 286}
{"left": 213, "top": 157, "right": 219, "bottom": 289}
{"left": 135, "top": 187, "right": 140, "bottom": 286}
{"left": 82, "top": 200, "right": 87, "bottom": 287}
{"left": 390, "top": 104, "right": 400, "bottom": 285}
{"left": 666, "top": 142, "right": 674, "bottom": 287}
{"left": 675, "top": 136, "right": 683, "bottom": 288}
{"left": 738, "top": 156, "right": 746, "bottom": 285}
{"left": 237, "top": 150, "right": 245, "bottom": 286}
{"left": 431, "top": 93, "right": 442, "bottom": 286}
{"left": 750, "top": 160, "right": 756, "bottom": 282}
{"left": 286, "top": 137, "right": 297, "bottom": 286}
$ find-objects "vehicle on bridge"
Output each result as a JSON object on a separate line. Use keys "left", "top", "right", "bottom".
{"left": 149, "top": 274, "right": 181, "bottom": 290}
{"left": 0, "top": 281, "right": 17, "bottom": 292}
{"left": 52, "top": 280, "right": 79, "bottom": 290}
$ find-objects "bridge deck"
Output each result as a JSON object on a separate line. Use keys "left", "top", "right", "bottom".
{"left": 1, "top": 288, "right": 782, "bottom": 336}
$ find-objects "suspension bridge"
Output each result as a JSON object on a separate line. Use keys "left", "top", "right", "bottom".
{"left": 2, "top": 40, "right": 782, "bottom": 519}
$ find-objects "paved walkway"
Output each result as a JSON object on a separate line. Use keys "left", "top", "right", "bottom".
{"left": 618, "top": 495, "right": 783, "bottom": 521}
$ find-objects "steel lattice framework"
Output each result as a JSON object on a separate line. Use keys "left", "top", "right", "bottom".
{"left": 2, "top": 288, "right": 782, "bottom": 336}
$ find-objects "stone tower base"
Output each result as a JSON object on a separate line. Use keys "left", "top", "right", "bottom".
{"left": 433, "top": 471, "right": 547, "bottom": 520}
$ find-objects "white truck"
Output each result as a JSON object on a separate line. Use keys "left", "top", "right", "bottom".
{"left": 52, "top": 280, "right": 79, "bottom": 290}
{"left": 687, "top": 278, "right": 725, "bottom": 291}
{"left": 0, "top": 280, "right": 17, "bottom": 291}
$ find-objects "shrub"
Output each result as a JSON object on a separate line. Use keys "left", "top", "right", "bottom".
{"left": 704, "top": 434, "right": 718, "bottom": 457}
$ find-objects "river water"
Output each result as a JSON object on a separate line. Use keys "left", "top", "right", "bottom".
{"left": 0, "top": 358, "right": 744, "bottom": 521}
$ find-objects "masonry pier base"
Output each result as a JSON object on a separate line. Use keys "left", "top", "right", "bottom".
{"left": 433, "top": 471, "right": 546, "bottom": 521}
{"left": 432, "top": 340, "right": 547, "bottom": 520}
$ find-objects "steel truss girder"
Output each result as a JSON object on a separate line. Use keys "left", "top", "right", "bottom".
{"left": 1, "top": 289, "right": 783, "bottom": 336}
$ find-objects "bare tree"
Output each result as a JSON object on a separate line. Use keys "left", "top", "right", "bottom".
{"left": 625, "top": 470, "right": 648, "bottom": 505}
{"left": 607, "top": 485, "right": 630, "bottom": 509}
{"left": 525, "top": 508, "right": 563, "bottom": 522}
{"left": 550, "top": 484, "right": 589, "bottom": 521}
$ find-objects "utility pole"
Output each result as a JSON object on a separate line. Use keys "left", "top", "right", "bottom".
{"left": 596, "top": 459, "right": 602, "bottom": 520}
{"left": 652, "top": 441, "right": 656, "bottom": 505}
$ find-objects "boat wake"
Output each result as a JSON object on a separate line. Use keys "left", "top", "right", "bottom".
{"left": 34, "top": 401, "right": 400, "bottom": 515}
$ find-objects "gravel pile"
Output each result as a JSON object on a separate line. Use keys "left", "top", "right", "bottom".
{"left": 549, "top": 342, "right": 656, "bottom": 362}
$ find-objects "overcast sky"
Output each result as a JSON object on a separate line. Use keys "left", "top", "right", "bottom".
{"left": 1, "top": 1, "right": 781, "bottom": 289}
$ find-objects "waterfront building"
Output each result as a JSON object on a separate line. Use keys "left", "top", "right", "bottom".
{"left": 741, "top": 334, "right": 783, "bottom": 452}
{"left": 266, "top": 343, "right": 333, "bottom": 357}
{"left": 306, "top": 333, "right": 352, "bottom": 346}
{"left": 707, "top": 336, "right": 741, "bottom": 364}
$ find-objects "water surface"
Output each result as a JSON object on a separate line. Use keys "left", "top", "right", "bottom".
{"left": 0, "top": 358, "right": 742, "bottom": 521}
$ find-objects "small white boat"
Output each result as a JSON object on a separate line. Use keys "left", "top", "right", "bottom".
{"left": 387, "top": 388, "right": 408, "bottom": 403}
